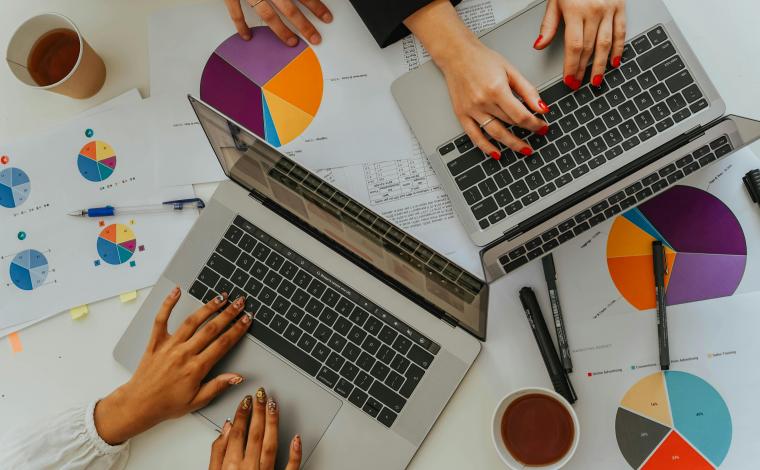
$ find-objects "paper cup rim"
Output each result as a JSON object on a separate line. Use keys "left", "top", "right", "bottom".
{"left": 491, "top": 387, "right": 580, "bottom": 470}
{"left": 6, "top": 12, "right": 84, "bottom": 90}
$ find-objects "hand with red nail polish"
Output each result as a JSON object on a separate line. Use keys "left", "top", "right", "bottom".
{"left": 534, "top": 0, "right": 626, "bottom": 90}
{"left": 224, "top": 0, "right": 332, "bottom": 46}
{"left": 94, "top": 288, "right": 253, "bottom": 445}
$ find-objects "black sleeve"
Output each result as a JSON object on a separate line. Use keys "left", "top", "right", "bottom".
{"left": 349, "top": 0, "right": 462, "bottom": 48}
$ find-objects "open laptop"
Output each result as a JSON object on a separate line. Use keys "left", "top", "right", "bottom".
{"left": 114, "top": 97, "right": 486, "bottom": 469}
{"left": 391, "top": 0, "right": 760, "bottom": 283}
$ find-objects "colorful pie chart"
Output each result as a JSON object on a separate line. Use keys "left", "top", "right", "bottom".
{"left": 78, "top": 140, "right": 117, "bottom": 182}
{"left": 606, "top": 186, "right": 746, "bottom": 310}
{"left": 616, "top": 371, "right": 732, "bottom": 469}
{"left": 0, "top": 167, "right": 31, "bottom": 208}
{"left": 200, "top": 26, "right": 323, "bottom": 147}
{"left": 9, "top": 249, "right": 48, "bottom": 291}
{"left": 97, "top": 223, "right": 136, "bottom": 265}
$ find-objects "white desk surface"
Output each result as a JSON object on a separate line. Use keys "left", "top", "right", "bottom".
{"left": 1, "top": 1, "right": 759, "bottom": 469}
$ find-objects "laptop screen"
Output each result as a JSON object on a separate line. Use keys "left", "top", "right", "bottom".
{"left": 189, "top": 96, "right": 489, "bottom": 340}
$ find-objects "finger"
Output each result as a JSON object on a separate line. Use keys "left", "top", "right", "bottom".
{"left": 252, "top": 0, "right": 299, "bottom": 47}
{"left": 507, "top": 66, "right": 551, "bottom": 117}
{"left": 498, "top": 93, "right": 547, "bottom": 135}
{"left": 563, "top": 18, "right": 584, "bottom": 90}
{"left": 259, "top": 397, "right": 280, "bottom": 470}
{"left": 299, "top": 0, "right": 333, "bottom": 23}
{"left": 610, "top": 9, "right": 627, "bottom": 68}
{"left": 270, "top": 0, "right": 321, "bottom": 44}
{"left": 461, "top": 118, "right": 500, "bottom": 159}
{"left": 245, "top": 387, "right": 268, "bottom": 462}
{"left": 186, "top": 295, "right": 245, "bottom": 353}
{"left": 224, "top": 0, "right": 252, "bottom": 40}
{"left": 147, "top": 286, "right": 180, "bottom": 351}
{"left": 480, "top": 118, "right": 534, "bottom": 158}
{"left": 190, "top": 373, "right": 245, "bottom": 410}
{"left": 284, "top": 435, "right": 303, "bottom": 470}
{"left": 227, "top": 395, "right": 254, "bottom": 463}
{"left": 574, "top": 20, "right": 600, "bottom": 83}
{"left": 171, "top": 292, "right": 227, "bottom": 343}
{"left": 209, "top": 420, "right": 232, "bottom": 470}
{"left": 197, "top": 311, "right": 253, "bottom": 371}
{"left": 534, "top": 0, "right": 561, "bottom": 49}
{"left": 591, "top": 15, "right": 614, "bottom": 87}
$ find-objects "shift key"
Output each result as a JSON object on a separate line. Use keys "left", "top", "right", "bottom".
{"left": 455, "top": 165, "right": 486, "bottom": 190}
{"left": 447, "top": 148, "right": 484, "bottom": 176}
{"left": 369, "top": 381, "right": 407, "bottom": 413}
{"left": 471, "top": 197, "right": 498, "bottom": 220}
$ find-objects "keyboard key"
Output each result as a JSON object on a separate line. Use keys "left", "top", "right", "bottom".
{"left": 216, "top": 239, "right": 241, "bottom": 263}
{"left": 639, "top": 127, "right": 657, "bottom": 141}
{"left": 340, "top": 362, "right": 360, "bottom": 381}
{"left": 715, "top": 144, "right": 733, "bottom": 158}
{"left": 503, "top": 256, "right": 528, "bottom": 272}
{"left": 673, "top": 108, "right": 691, "bottom": 124}
{"left": 198, "top": 267, "right": 221, "bottom": 289}
{"left": 575, "top": 105, "right": 594, "bottom": 124}
{"left": 390, "top": 354, "right": 411, "bottom": 374}
{"left": 439, "top": 142, "right": 455, "bottom": 156}
{"left": 378, "top": 408, "right": 398, "bottom": 428}
{"left": 455, "top": 165, "right": 486, "bottom": 190}
{"left": 399, "top": 364, "right": 424, "bottom": 398}
{"left": 216, "top": 278, "right": 234, "bottom": 296}
{"left": 590, "top": 97, "right": 610, "bottom": 115}
{"left": 208, "top": 253, "right": 235, "bottom": 278}
{"left": 334, "top": 317, "right": 352, "bottom": 335}
{"left": 648, "top": 26, "right": 668, "bottom": 45}
{"left": 603, "top": 129, "right": 623, "bottom": 147}
{"left": 683, "top": 161, "right": 700, "bottom": 175}
{"left": 348, "top": 388, "right": 369, "bottom": 408}
{"left": 690, "top": 98, "right": 708, "bottom": 113}
{"left": 559, "top": 114, "right": 580, "bottom": 133}
{"left": 385, "top": 371, "right": 405, "bottom": 391}
{"left": 632, "top": 35, "right": 652, "bottom": 54}
{"left": 362, "top": 397, "right": 382, "bottom": 418}
{"left": 224, "top": 225, "right": 244, "bottom": 244}
{"left": 392, "top": 336, "right": 413, "bottom": 355}
{"left": 454, "top": 135, "right": 474, "bottom": 153}
{"left": 371, "top": 362, "right": 391, "bottom": 381}
{"left": 575, "top": 86, "right": 595, "bottom": 105}
{"left": 621, "top": 136, "right": 639, "bottom": 151}
{"left": 666, "top": 70, "right": 695, "bottom": 94}
{"left": 573, "top": 222, "right": 591, "bottom": 236}
{"left": 635, "top": 110, "right": 655, "bottom": 129}
{"left": 334, "top": 378, "right": 354, "bottom": 398}
{"left": 556, "top": 135, "right": 575, "bottom": 154}
{"left": 408, "top": 345, "right": 434, "bottom": 369}
{"left": 265, "top": 252, "right": 284, "bottom": 271}
{"left": 620, "top": 60, "right": 641, "bottom": 79}
{"left": 369, "top": 381, "right": 406, "bottom": 413}
{"left": 655, "top": 117, "right": 674, "bottom": 132}
{"left": 633, "top": 91, "right": 654, "bottom": 110}
{"left": 189, "top": 281, "right": 208, "bottom": 300}
{"left": 558, "top": 95, "right": 578, "bottom": 114}
{"left": 571, "top": 127, "right": 592, "bottom": 146}
{"left": 637, "top": 41, "right": 676, "bottom": 70}
{"left": 541, "top": 80, "right": 573, "bottom": 104}
{"left": 472, "top": 197, "right": 498, "bottom": 220}
{"left": 606, "top": 69, "right": 625, "bottom": 88}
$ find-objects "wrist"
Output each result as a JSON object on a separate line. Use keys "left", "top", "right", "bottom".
{"left": 94, "top": 385, "right": 143, "bottom": 445}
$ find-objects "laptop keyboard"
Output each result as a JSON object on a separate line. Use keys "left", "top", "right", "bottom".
{"left": 189, "top": 215, "right": 440, "bottom": 428}
{"left": 440, "top": 25, "right": 709, "bottom": 230}
{"left": 499, "top": 135, "right": 733, "bottom": 273}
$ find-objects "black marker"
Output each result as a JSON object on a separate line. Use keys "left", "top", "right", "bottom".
{"left": 743, "top": 169, "right": 760, "bottom": 208}
{"left": 542, "top": 254, "right": 573, "bottom": 373}
{"left": 519, "top": 287, "right": 577, "bottom": 403}
{"left": 652, "top": 241, "right": 670, "bottom": 370}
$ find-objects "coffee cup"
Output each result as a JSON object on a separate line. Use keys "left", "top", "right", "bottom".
{"left": 6, "top": 13, "right": 106, "bottom": 99}
{"left": 492, "top": 387, "right": 580, "bottom": 469}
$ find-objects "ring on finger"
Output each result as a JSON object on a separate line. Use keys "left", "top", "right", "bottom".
{"left": 479, "top": 117, "right": 496, "bottom": 128}
{"left": 250, "top": 0, "right": 266, "bottom": 7}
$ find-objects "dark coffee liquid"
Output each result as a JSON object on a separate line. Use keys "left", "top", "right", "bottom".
{"left": 27, "top": 28, "right": 80, "bottom": 86}
{"left": 501, "top": 393, "right": 575, "bottom": 466}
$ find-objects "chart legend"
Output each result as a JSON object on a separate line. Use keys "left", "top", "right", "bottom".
{"left": 77, "top": 140, "right": 117, "bottom": 182}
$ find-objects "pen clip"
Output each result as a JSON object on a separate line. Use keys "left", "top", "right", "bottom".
{"left": 163, "top": 198, "right": 206, "bottom": 210}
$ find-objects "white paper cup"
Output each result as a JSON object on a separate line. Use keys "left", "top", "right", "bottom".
{"left": 6, "top": 13, "right": 106, "bottom": 99}
{"left": 492, "top": 387, "right": 580, "bottom": 470}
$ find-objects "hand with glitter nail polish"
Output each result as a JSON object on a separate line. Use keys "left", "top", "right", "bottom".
{"left": 93, "top": 287, "right": 254, "bottom": 446}
{"left": 209, "top": 389, "right": 302, "bottom": 470}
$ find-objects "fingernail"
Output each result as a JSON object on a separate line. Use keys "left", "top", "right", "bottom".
{"left": 592, "top": 74, "right": 604, "bottom": 87}
{"left": 564, "top": 75, "right": 575, "bottom": 89}
{"left": 612, "top": 56, "right": 622, "bottom": 68}
{"left": 242, "top": 312, "right": 253, "bottom": 324}
{"left": 294, "top": 435, "right": 302, "bottom": 451}
{"left": 286, "top": 37, "right": 298, "bottom": 47}
{"left": 489, "top": 151, "right": 500, "bottom": 160}
{"left": 241, "top": 395, "right": 252, "bottom": 410}
{"left": 538, "top": 99, "right": 550, "bottom": 113}
{"left": 233, "top": 296, "right": 245, "bottom": 309}
{"left": 222, "top": 420, "right": 232, "bottom": 435}
{"left": 256, "top": 387, "right": 267, "bottom": 404}
{"left": 310, "top": 34, "right": 321, "bottom": 44}
{"left": 533, "top": 34, "right": 543, "bottom": 49}
{"left": 229, "top": 376, "right": 244, "bottom": 385}
{"left": 170, "top": 286, "right": 180, "bottom": 298}
{"left": 215, "top": 293, "right": 226, "bottom": 304}
{"left": 267, "top": 397, "right": 278, "bottom": 414}
{"left": 322, "top": 12, "right": 332, "bottom": 22}
{"left": 520, "top": 147, "right": 533, "bottom": 156}
{"left": 536, "top": 125, "right": 549, "bottom": 136}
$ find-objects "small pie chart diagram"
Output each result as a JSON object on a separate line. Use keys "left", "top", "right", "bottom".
{"left": 77, "top": 140, "right": 117, "bottom": 182}
{"left": 0, "top": 167, "right": 31, "bottom": 208}
{"left": 97, "top": 223, "right": 136, "bottom": 265}
{"left": 9, "top": 249, "right": 48, "bottom": 291}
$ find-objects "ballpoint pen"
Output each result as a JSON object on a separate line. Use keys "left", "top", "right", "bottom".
{"left": 67, "top": 198, "right": 205, "bottom": 217}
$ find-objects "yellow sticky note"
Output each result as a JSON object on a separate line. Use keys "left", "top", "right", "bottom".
{"left": 8, "top": 332, "right": 23, "bottom": 353}
{"left": 120, "top": 291, "right": 138, "bottom": 303}
{"left": 70, "top": 305, "right": 89, "bottom": 320}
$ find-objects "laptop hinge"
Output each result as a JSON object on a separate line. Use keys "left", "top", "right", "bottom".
{"left": 248, "top": 189, "right": 267, "bottom": 203}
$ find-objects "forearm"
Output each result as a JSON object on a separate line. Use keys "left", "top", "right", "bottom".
{"left": 403, "top": 0, "right": 479, "bottom": 70}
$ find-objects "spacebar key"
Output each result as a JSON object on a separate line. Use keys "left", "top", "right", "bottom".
{"left": 250, "top": 323, "right": 320, "bottom": 376}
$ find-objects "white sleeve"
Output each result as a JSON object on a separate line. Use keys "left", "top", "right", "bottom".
{"left": 0, "top": 401, "right": 130, "bottom": 470}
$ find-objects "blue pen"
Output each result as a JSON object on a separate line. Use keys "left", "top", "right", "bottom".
{"left": 67, "top": 198, "right": 205, "bottom": 217}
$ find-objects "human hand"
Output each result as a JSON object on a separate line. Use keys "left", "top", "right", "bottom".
{"left": 210, "top": 389, "right": 302, "bottom": 470}
{"left": 224, "top": 0, "right": 332, "bottom": 46}
{"left": 534, "top": 0, "right": 626, "bottom": 89}
{"left": 94, "top": 288, "right": 253, "bottom": 445}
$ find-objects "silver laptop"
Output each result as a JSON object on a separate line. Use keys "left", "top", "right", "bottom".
{"left": 392, "top": 0, "right": 760, "bottom": 283}
{"left": 114, "top": 97, "right": 486, "bottom": 469}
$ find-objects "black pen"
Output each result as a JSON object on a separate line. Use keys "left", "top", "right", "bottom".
{"left": 652, "top": 241, "right": 670, "bottom": 370}
{"left": 519, "top": 287, "right": 577, "bottom": 404}
{"left": 542, "top": 254, "right": 572, "bottom": 373}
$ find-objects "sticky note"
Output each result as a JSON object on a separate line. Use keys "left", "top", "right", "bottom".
{"left": 70, "top": 305, "right": 89, "bottom": 320}
{"left": 8, "top": 332, "right": 23, "bottom": 353}
{"left": 120, "top": 291, "right": 138, "bottom": 303}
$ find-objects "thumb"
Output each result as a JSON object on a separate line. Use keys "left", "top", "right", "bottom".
{"left": 534, "top": 0, "right": 561, "bottom": 49}
{"left": 284, "top": 435, "right": 303, "bottom": 470}
{"left": 191, "top": 373, "right": 245, "bottom": 409}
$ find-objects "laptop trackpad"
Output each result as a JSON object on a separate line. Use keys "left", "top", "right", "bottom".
{"left": 200, "top": 335, "right": 341, "bottom": 469}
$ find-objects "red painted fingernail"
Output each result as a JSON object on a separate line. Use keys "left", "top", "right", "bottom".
{"left": 533, "top": 34, "right": 543, "bottom": 49}
{"left": 536, "top": 125, "right": 549, "bottom": 136}
{"left": 564, "top": 75, "right": 575, "bottom": 89}
{"left": 592, "top": 74, "right": 604, "bottom": 87}
{"left": 520, "top": 147, "right": 533, "bottom": 156}
{"left": 538, "top": 99, "right": 550, "bottom": 113}
{"left": 489, "top": 151, "right": 501, "bottom": 160}
{"left": 612, "top": 56, "right": 622, "bottom": 68}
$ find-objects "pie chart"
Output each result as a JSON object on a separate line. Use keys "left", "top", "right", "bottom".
{"left": 9, "top": 249, "right": 48, "bottom": 291}
{"left": 615, "top": 371, "right": 732, "bottom": 469}
{"left": 77, "top": 140, "right": 117, "bottom": 182}
{"left": 200, "top": 26, "right": 323, "bottom": 147}
{"left": 606, "top": 186, "right": 746, "bottom": 310}
{"left": 97, "top": 223, "right": 136, "bottom": 265}
{"left": 0, "top": 167, "right": 31, "bottom": 208}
